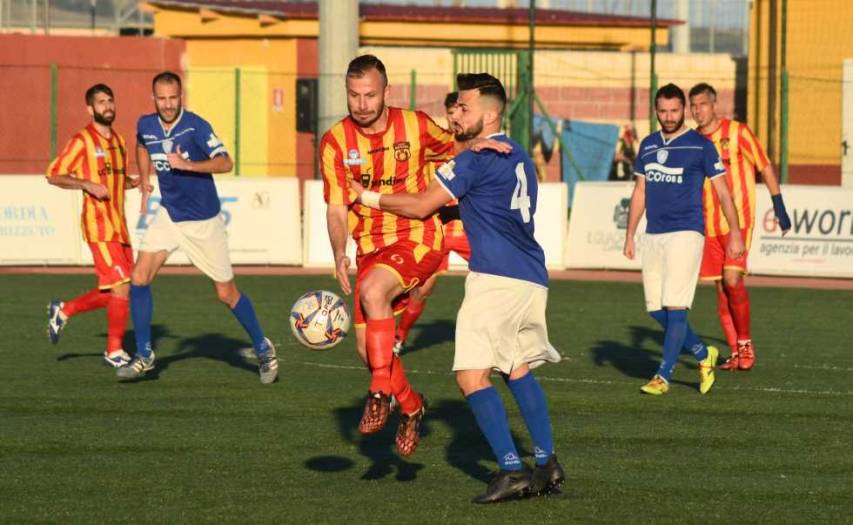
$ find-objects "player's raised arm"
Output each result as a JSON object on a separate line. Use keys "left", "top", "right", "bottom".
{"left": 623, "top": 175, "right": 646, "bottom": 260}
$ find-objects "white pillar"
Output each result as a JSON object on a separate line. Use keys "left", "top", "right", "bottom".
{"left": 318, "top": 0, "right": 359, "bottom": 137}
{"left": 672, "top": 0, "right": 690, "bottom": 54}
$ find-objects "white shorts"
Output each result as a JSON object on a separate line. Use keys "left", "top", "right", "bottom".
{"left": 641, "top": 230, "right": 704, "bottom": 311}
{"left": 453, "top": 272, "right": 561, "bottom": 375}
{"left": 140, "top": 206, "right": 234, "bottom": 283}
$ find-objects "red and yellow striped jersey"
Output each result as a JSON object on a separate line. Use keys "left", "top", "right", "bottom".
{"left": 701, "top": 119, "right": 769, "bottom": 237}
{"left": 47, "top": 124, "right": 130, "bottom": 243}
{"left": 320, "top": 107, "right": 454, "bottom": 255}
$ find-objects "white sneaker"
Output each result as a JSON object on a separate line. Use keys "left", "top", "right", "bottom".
{"left": 104, "top": 349, "right": 132, "bottom": 368}
{"left": 117, "top": 351, "right": 155, "bottom": 379}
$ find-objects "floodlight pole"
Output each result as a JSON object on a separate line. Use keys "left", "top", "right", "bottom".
{"left": 528, "top": 0, "right": 535, "bottom": 157}
{"left": 780, "top": 0, "right": 789, "bottom": 183}
{"left": 650, "top": 0, "right": 658, "bottom": 133}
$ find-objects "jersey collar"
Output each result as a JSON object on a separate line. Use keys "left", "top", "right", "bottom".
{"left": 658, "top": 126, "right": 689, "bottom": 146}
{"left": 486, "top": 132, "right": 505, "bottom": 138}
{"left": 159, "top": 109, "right": 185, "bottom": 137}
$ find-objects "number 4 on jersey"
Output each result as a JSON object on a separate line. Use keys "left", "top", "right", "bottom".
{"left": 511, "top": 162, "right": 531, "bottom": 223}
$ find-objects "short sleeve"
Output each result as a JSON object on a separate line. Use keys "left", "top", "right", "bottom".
{"left": 419, "top": 112, "right": 455, "bottom": 163}
{"left": 703, "top": 140, "right": 727, "bottom": 179}
{"left": 738, "top": 124, "right": 770, "bottom": 171}
{"left": 632, "top": 146, "right": 645, "bottom": 177}
{"left": 46, "top": 136, "right": 85, "bottom": 178}
{"left": 434, "top": 151, "right": 479, "bottom": 199}
{"left": 193, "top": 117, "right": 229, "bottom": 159}
{"left": 319, "top": 132, "right": 352, "bottom": 206}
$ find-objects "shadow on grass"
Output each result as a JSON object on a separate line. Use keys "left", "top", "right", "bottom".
{"left": 591, "top": 325, "right": 706, "bottom": 389}
{"left": 58, "top": 324, "right": 175, "bottom": 364}
{"left": 400, "top": 319, "right": 455, "bottom": 356}
{"left": 304, "top": 396, "right": 526, "bottom": 487}
{"left": 117, "top": 325, "right": 257, "bottom": 383}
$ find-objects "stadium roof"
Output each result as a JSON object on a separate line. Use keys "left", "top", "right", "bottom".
{"left": 143, "top": 1, "right": 681, "bottom": 28}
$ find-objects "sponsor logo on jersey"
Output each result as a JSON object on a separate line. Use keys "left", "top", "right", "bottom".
{"left": 644, "top": 162, "right": 684, "bottom": 184}
{"left": 344, "top": 149, "right": 364, "bottom": 166}
{"left": 393, "top": 141, "right": 411, "bottom": 162}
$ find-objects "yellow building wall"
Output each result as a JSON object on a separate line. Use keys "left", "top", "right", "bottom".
{"left": 186, "top": 39, "right": 298, "bottom": 176}
{"left": 750, "top": 0, "right": 853, "bottom": 171}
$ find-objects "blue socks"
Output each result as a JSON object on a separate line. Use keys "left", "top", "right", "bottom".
{"left": 649, "top": 309, "right": 709, "bottom": 364}
{"left": 466, "top": 387, "right": 522, "bottom": 471}
{"left": 130, "top": 284, "right": 153, "bottom": 358}
{"left": 231, "top": 293, "right": 267, "bottom": 354}
{"left": 657, "top": 309, "right": 689, "bottom": 381}
{"left": 507, "top": 373, "right": 554, "bottom": 465}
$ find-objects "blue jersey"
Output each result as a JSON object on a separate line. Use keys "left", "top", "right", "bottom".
{"left": 435, "top": 134, "right": 547, "bottom": 287}
{"left": 136, "top": 110, "right": 228, "bottom": 222}
{"left": 633, "top": 129, "right": 725, "bottom": 235}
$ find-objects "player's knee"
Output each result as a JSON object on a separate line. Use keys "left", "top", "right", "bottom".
{"left": 131, "top": 266, "right": 152, "bottom": 286}
{"left": 111, "top": 283, "right": 130, "bottom": 299}
{"left": 215, "top": 286, "right": 238, "bottom": 307}
{"left": 722, "top": 272, "right": 743, "bottom": 290}
{"left": 358, "top": 284, "right": 387, "bottom": 311}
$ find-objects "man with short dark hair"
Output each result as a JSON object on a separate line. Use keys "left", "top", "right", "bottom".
{"left": 119, "top": 71, "right": 278, "bottom": 384}
{"left": 624, "top": 83, "right": 744, "bottom": 395}
{"left": 689, "top": 82, "right": 791, "bottom": 370}
{"left": 46, "top": 83, "right": 138, "bottom": 368}
{"left": 351, "top": 72, "right": 564, "bottom": 503}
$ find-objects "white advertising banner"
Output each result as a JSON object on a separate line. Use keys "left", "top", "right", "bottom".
{"left": 302, "top": 180, "right": 567, "bottom": 270}
{"left": 0, "top": 176, "right": 83, "bottom": 265}
{"left": 749, "top": 185, "right": 853, "bottom": 278}
{"left": 564, "top": 181, "right": 646, "bottom": 270}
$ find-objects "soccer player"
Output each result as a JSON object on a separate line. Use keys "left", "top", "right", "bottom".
{"left": 321, "top": 55, "right": 456, "bottom": 457}
{"left": 46, "top": 83, "right": 138, "bottom": 368}
{"left": 117, "top": 71, "right": 277, "bottom": 384}
{"left": 689, "top": 83, "right": 791, "bottom": 370}
{"left": 623, "top": 83, "right": 744, "bottom": 395}
{"left": 351, "top": 73, "right": 564, "bottom": 503}
{"left": 393, "top": 91, "right": 472, "bottom": 354}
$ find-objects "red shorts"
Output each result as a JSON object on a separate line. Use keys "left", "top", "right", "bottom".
{"left": 353, "top": 240, "right": 444, "bottom": 326}
{"left": 437, "top": 231, "right": 472, "bottom": 272}
{"left": 699, "top": 228, "right": 753, "bottom": 280}
{"left": 89, "top": 241, "right": 133, "bottom": 289}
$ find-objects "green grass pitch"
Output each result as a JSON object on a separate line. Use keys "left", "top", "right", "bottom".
{"left": 1, "top": 274, "right": 851, "bottom": 522}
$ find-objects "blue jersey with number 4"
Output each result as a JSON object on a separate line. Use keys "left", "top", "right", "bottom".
{"left": 434, "top": 134, "right": 547, "bottom": 287}
{"left": 136, "top": 110, "right": 228, "bottom": 222}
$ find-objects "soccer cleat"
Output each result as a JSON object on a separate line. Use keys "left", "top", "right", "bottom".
{"left": 472, "top": 466, "right": 533, "bottom": 504}
{"left": 46, "top": 300, "right": 66, "bottom": 345}
{"left": 116, "top": 352, "right": 155, "bottom": 379}
{"left": 358, "top": 391, "right": 391, "bottom": 434}
{"left": 257, "top": 338, "right": 279, "bottom": 384}
{"left": 640, "top": 374, "right": 670, "bottom": 395}
{"left": 738, "top": 341, "right": 756, "bottom": 370}
{"left": 530, "top": 455, "right": 566, "bottom": 495}
{"left": 395, "top": 393, "right": 427, "bottom": 457}
{"left": 392, "top": 338, "right": 404, "bottom": 356}
{"left": 719, "top": 351, "right": 740, "bottom": 371}
{"left": 698, "top": 345, "right": 719, "bottom": 394}
{"left": 104, "top": 349, "right": 132, "bottom": 368}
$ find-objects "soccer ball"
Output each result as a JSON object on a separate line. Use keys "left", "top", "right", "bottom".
{"left": 289, "top": 290, "right": 351, "bottom": 350}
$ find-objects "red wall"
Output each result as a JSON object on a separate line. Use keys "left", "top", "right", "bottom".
{"left": 0, "top": 34, "right": 185, "bottom": 175}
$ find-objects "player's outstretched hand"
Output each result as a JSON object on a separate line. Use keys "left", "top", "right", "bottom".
{"left": 467, "top": 137, "right": 512, "bottom": 154}
{"left": 166, "top": 145, "right": 191, "bottom": 171}
{"left": 623, "top": 236, "right": 635, "bottom": 260}
{"left": 84, "top": 181, "right": 110, "bottom": 200}
{"left": 336, "top": 254, "right": 352, "bottom": 296}
{"left": 726, "top": 232, "right": 745, "bottom": 260}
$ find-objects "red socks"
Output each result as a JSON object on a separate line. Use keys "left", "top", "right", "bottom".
{"left": 62, "top": 288, "right": 110, "bottom": 317}
{"left": 395, "top": 298, "right": 426, "bottom": 343}
{"left": 390, "top": 355, "right": 422, "bottom": 415}
{"left": 367, "top": 317, "right": 422, "bottom": 414}
{"left": 724, "top": 280, "right": 752, "bottom": 342}
{"left": 106, "top": 295, "right": 129, "bottom": 353}
{"left": 366, "top": 318, "right": 396, "bottom": 395}
{"left": 716, "top": 285, "right": 738, "bottom": 350}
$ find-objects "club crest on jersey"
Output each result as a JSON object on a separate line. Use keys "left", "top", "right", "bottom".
{"left": 162, "top": 139, "right": 173, "bottom": 154}
{"left": 344, "top": 149, "right": 364, "bottom": 166}
{"left": 656, "top": 149, "right": 668, "bottom": 164}
{"left": 393, "top": 141, "right": 411, "bottom": 162}
{"left": 94, "top": 147, "right": 105, "bottom": 158}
